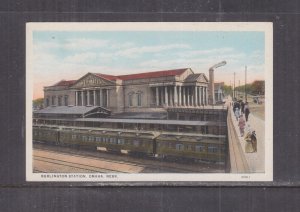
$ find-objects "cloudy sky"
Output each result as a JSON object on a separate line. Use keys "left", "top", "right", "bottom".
{"left": 32, "top": 30, "right": 265, "bottom": 99}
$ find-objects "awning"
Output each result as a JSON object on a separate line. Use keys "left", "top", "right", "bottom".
{"left": 33, "top": 106, "right": 111, "bottom": 118}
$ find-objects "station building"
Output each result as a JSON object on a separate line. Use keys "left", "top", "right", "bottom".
{"left": 43, "top": 68, "right": 209, "bottom": 114}
{"left": 34, "top": 68, "right": 228, "bottom": 165}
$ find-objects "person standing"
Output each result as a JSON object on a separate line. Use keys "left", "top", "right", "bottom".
{"left": 234, "top": 107, "right": 240, "bottom": 121}
{"left": 244, "top": 102, "right": 250, "bottom": 122}
{"left": 251, "top": 131, "right": 257, "bottom": 152}
{"left": 238, "top": 115, "right": 246, "bottom": 137}
{"left": 241, "top": 101, "right": 245, "bottom": 114}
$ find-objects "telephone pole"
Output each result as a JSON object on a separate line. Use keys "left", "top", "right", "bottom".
{"left": 233, "top": 72, "right": 236, "bottom": 100}
{"left": 239, "top": 80, "right": 240, "bottom": 98}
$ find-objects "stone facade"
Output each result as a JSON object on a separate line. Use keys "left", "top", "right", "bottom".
{"left": 43, "top": 68, "right": 209, "bottom": 114}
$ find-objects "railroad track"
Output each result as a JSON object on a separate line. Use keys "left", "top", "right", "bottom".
{"left": 34, "top": 155, "right": 127, "bottom": 173}
{"left": 33, "top": 148, "right": 145, "bottom": 173}
{"left": 33, "top": 144, "right": 224, "bottom": 173}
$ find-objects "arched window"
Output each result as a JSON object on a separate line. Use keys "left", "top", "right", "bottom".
{"left": 128, "top": 92, "right": 134, "bottom": 107}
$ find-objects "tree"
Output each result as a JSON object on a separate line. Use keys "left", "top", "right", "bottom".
{"left": 33, "top": 98, "right": 44, "bottom": 109}
{"left": 223, "top": 85, "right": 232, "bottom": 96}
{"left": 251, "top": 80, "right": 265, "bottom": 95}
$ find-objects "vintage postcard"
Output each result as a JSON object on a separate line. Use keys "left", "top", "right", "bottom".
{"left": 26, "top": 22, "right": 273, "bottom": 182}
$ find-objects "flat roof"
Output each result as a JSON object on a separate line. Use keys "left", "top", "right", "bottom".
{"left": 74, "top": 118, "right": 227, "bottom": 126}
{"left": 33, "top": 124, "right": 226, "bottom": 138}
{"left": 34, "top": 106, "right": 100, "bottom": 115}
{"left": 110, "top": 112, "right": 167, "bottom": 120}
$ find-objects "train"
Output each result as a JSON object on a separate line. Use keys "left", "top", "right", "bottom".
{"left": 33, "top": 125, "right": 227, "bottom": 163}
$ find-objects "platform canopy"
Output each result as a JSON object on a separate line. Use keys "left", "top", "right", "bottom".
{"left": 33, "top": 106, "right": 111, "bottom": 118}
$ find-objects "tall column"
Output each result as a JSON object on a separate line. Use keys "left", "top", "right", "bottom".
{"left": 195, "top": 86, "right": 198, "bottom": 107}
{"left": 164, "top": 86, "right": 168, "bottom": 106}
{"left": 106, "top": 89, "right": 109, "bottom": 107}
{"left": 183, "top": 87, "right": 186, "bottom": 106}
{"left": 156, "top": 87, "right": 159, "bottom": 106}
{"left": 201, "top": 87, "right": 204, "bottom": 105}
{"left": 174, "top": 85, "right": 178, "bottom": 106}
{"left": 203, "top": 87, "right": 205, "bottom": 105}
{"left": 93, "top": 90, "right": 96, "bottom": 106}
{"left": 99, "top": 89, "right": 103, "bottom": 107}
{"left": 87, "top": 90, "right": 90, "bottom": 106}
{"left": 191, "top": 88, "right": 194, "bottom": 106}
{"left": 187, "top": 87, "right": 190, "bottom": 106}
{"left": 169, "top": 87, "right": 173, "bottom": 106}
{"left": 198, "top": 87, "right": 201, "bottom": 106}
{"left": 75, "top": 91, "right": 78, "bottom": 106}
{"left": 178, "top": 86, "right": 182, "bottom": 106}
{"left": 160, "top": 87, "right": 164, "bottom": 106}
{"left": 81, "top": 91, "right": 84, "bottom": 106}
{"left": 205, "top": 87, "right": 208, "bottom": 105}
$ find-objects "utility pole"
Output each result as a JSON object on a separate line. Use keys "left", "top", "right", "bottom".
{"left": 233, "top": 72, "right": 236, "bottom": 100}
{"left": 230, "top": 80, "right": 232, "bottom": 97}
{"left": 245, "top": 66, "right": 247, "bottom": 102}
{"left": 239, "top": 80, "right": 240, "bottom": 98}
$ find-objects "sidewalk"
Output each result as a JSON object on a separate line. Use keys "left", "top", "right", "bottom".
{"left": 230, "top": 105, "right": 265, "bottom": 173}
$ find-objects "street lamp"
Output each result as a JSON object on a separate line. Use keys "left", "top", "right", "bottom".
{"left": 208, "top": 61, "right": 227, "bottom": 105}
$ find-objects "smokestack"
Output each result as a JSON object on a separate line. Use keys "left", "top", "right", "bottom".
{"left": 208, "top": 61, "right": 226, "bottom": 105}
{"left": 208, "top": 68, "right": 215, "bottom": 105}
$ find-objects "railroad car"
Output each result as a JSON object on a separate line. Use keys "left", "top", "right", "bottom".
{"left": 155, "top": 132, "right": 226, "bottom": 163}
{"left": 33, "top": 125, "right": 227, "bottom": 163}
{"left": 36, "top": 126, "right": 157, "bottom": 155}
{"left": 33, "top": 126, "right": 60, "bottom": 144}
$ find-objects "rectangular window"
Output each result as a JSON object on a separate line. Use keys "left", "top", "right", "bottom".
{"left": 51, "top": 96, "right": 55, "bottom": 105}
{"left": 89, "top": 136, "right": 94, "bottom": 142}
{"left": 117, "top": 138, "right": 125, "bottom": 145}
{"left": 64, "top": 95, "right": 68, "bottom": 106}
{"left": 82, "top": 136, "right": 88, "bottom": 142}
{"left": 195, "top": 145, "right": 205, "bottom": 152}
{"left": 71, "top": 134, "right": 77, "bottom": 140}
{"left": 58, "top": 96, "right": 62, "bottom": 106}
{"left": 110, "top": 137, "right": 116, "bottom": 144}
{"left": 208, "top": 145, "right": 218, "bottom": 153}
{"left": 176, "top": 144, "right": 184, "bottom": 151}
{"left": 133, "top": 140, "right": 139, "bottom": 147}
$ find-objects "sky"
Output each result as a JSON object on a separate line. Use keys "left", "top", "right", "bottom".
{"left": 32, "top": 30, "right": 265, "bottom": 99}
